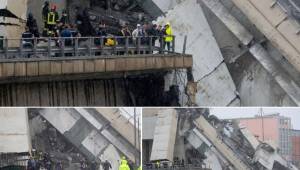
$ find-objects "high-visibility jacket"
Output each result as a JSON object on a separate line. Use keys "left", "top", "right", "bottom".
{"left": 165, "top": 26, "right": 173, "bottom": 42}
{"left": 119, "top": 161, "right": 130, "bottom": 170}
{"left": 105, "top": 38, "right": 116, "bottom": 46}
{"left": 47, "top": 12, "right": 58, "bottom": 25}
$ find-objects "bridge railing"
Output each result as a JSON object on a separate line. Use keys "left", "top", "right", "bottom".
{"left": 143, "top": 163, "right": 211, "bottom": 170}
{"left": 143, "top": 165, "right": 210, "bottom": 170}
{"left": 0, "top": 35, "right": 176, "bottom": 59}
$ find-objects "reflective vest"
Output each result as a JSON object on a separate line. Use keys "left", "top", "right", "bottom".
{"left": 47, "top": 12, "right": 56, "bottom": 25}
{"left": 119, "top": 162, "right": 130, "bottom": 170}
{"left": 165, "top": 26, "right": 173, "bottom": 42}
{"left": 105, "top": 38, "right": 116, "bottom": 46}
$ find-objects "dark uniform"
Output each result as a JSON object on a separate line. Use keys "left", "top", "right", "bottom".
{"left": 26, "top": 13, "right": 39, "bottom": 38}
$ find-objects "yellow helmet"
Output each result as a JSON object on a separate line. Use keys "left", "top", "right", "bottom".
{"left": 166, "top": 22, "right": 171, "bottom": 25}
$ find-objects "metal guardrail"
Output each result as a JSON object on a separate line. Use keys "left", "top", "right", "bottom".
{"left": 0, "top": 36, "right": 175, "bottom": 59}
{"left": 143, "top": 166, "right": 208, "bottom": 170}
{"left": 143, "top": 164, "right": 211, "bottom": 170}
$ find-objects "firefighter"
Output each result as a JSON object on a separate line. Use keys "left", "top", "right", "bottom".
{"left": 119, "top": 157, "right": 130, "bottom": 170}
{"left": 164, "top": 22, "right": 173, "bottom": 51}
{"left": 42, "top": 1, "right": 50, "bottom": 29}
{"left": 47, "top": 5, "right": 59, "bottom": 36}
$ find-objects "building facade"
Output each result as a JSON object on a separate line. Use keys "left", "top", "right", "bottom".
{"left": 234, "top": 114, "right": 292, "bottom": 162}
{"left": 291, "top": 129, "right": 300, "bottom": 167}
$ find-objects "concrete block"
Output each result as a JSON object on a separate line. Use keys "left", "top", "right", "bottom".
{"left": 106, "top": 59, "right": 116, "bottom": 72}
{"left": 2, "top": 63, "right": 15, "bottom": 77}
{"left": 50, "top": 61, "right": 62, "bottom": 75}
{"left": 84, "top": 60, "right": 95, "bottom": 73}
{"left": 174, "top": 56, "right": 184, "bottom": 67}
{"left": 126, "top": 58, "right": 137, "bottom": 71}
{"left": 38, "top": 61, "right": 51, "bottom": 76}
{"left": 164, "top": 57, "right": 175, "bottom": 68}
{"left": 62, "top": 61, "right": 74, "bottom": 74}
{"left": 135, "top": 57, "right": 146, "bottom": 70}
{"left": 150, "top": 109, "right": 178, "bottom": 161}
{"left": 145, "top": 57, "right": 156, "bottom": 69}
{"left": 73, "top": 60, "right": 84, "bottom": 73}
{"left": 94, "top": 59, "right": 106, "bottom": 72}
{"left": 155, "top": 57, "right": 163, "bottom": 69}
{"left": 14, "top": 62, "right": 26, "bottom": 76}
{"left": 115, "top": 58, "right": 126, "bottom": 71}
{"left": 26, "top": 62, "right": 39, "bottom": 76}
{"left": 184, "top": 56, "right": 193, "bottom": 68}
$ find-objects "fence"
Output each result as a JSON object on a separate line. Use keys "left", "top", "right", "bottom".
{"left": 143, "top": 164, "right": 211, "bottom": 170}
{"left": 0, "top": 36, "right": 175, "bottom": 59}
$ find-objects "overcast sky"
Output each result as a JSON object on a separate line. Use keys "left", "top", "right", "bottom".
{"left": 210, "top": 107, "right": 300, "bottom": 130}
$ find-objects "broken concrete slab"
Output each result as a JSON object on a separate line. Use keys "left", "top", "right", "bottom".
{"left": 154, "top": 0, "right": 239, "bottom": 106}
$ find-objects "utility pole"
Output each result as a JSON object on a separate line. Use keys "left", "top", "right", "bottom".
{"left": 261, "top": 107, "right": 265, "bottom": 141}
{"left": 134, "top": 108, "right": 137, "bottom": 165}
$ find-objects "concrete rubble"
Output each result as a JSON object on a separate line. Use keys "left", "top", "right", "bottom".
{"left": 0, "top": 108, "right": 141, "bottom": 170}
{"left": 143, "top": 108, "right": 299, "bottom": 170}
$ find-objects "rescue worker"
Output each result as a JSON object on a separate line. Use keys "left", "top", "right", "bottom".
{"left": 60, "top": 9, "right": 69, "bottom": 25}
{"left": 119, "top": 157, "right": 130, "bottom": 170}
{"left": 42, "top": 1, "right": 50, "bottom": 29}
{"left": 155, "top": 161, "right": 160, "bottom": 169}
{"left": 105, "top": 34, "right": 117, "bottom": 46}
{"left": 164, "top": 22, "right": 173, "bottom": 51}
{"left": 102, "top": 160, "right": 112, "bottom": 170}
{"left": 47, "top": 5, "right": 59, "bottom": 36}
{"left": 26, "top": 13, "right": 39, "bottom": 38}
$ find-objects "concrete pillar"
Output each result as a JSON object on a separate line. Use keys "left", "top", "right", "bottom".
{"left": 150, "top": 109, "right": 178, "bottom": 161}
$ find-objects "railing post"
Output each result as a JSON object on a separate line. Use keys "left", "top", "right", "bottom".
{"left": 100, "top": 37, "right": 104, "bottom": 55}
{"left": 160, "top": 36, "right": 165, "bottom": 54}
{"left": 48, "top": 37, "right": 51, "bottom": 57}
{"left": 4, "top": 38, "right": 8, "bottom": 58}
{"left": 149, "top": 36, "right": 153, "bottom": 54}
{"left": 19, "top": 38, "right": 23, "bottom": 58}
{"left": 88, "top": 37, "right": 92, "bottom": 56}
{"left": 172, "top": 35, "right": 175, "bottom": 53}
{"left": 182, "top": 35, "right": 187, "bottom": 54}
{"left": 61, "top": 37, "right": 65, "bottom": 57}
{"left": 137, "top": 36, "right": 141, "bottom": 54}
{"left": 33, "top": 38, "right": 37, "bottom": 57}
{"left": 75, "top": 37, "right": 79, "bottom": 56}
{"left": 125, "top": 36, "right": 129, "bottom": 55}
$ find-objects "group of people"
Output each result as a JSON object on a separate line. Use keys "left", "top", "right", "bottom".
{"left": 22, "top": 1, "right": 174, "bottom": 55}
{"left": 27, "top": 153, "right": 141, "bottom": 170}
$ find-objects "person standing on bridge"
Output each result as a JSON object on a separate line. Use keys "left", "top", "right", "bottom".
{"left": 42, "top": 1, "right": 50, "bottom": 34}
{"left": 22, "top": 27, "right": 34, "bottom": 50}
{"left": 60, "top": 9, "right": 69, "bottom": 25}
{"left": 26, "top": 13, "right": 39, "bottom": 38}
{"left": 47, "top": 5, "right": 59, "bottom": 37}
{"left": 164, "top": 22, "right": 173, "bottom": 52}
